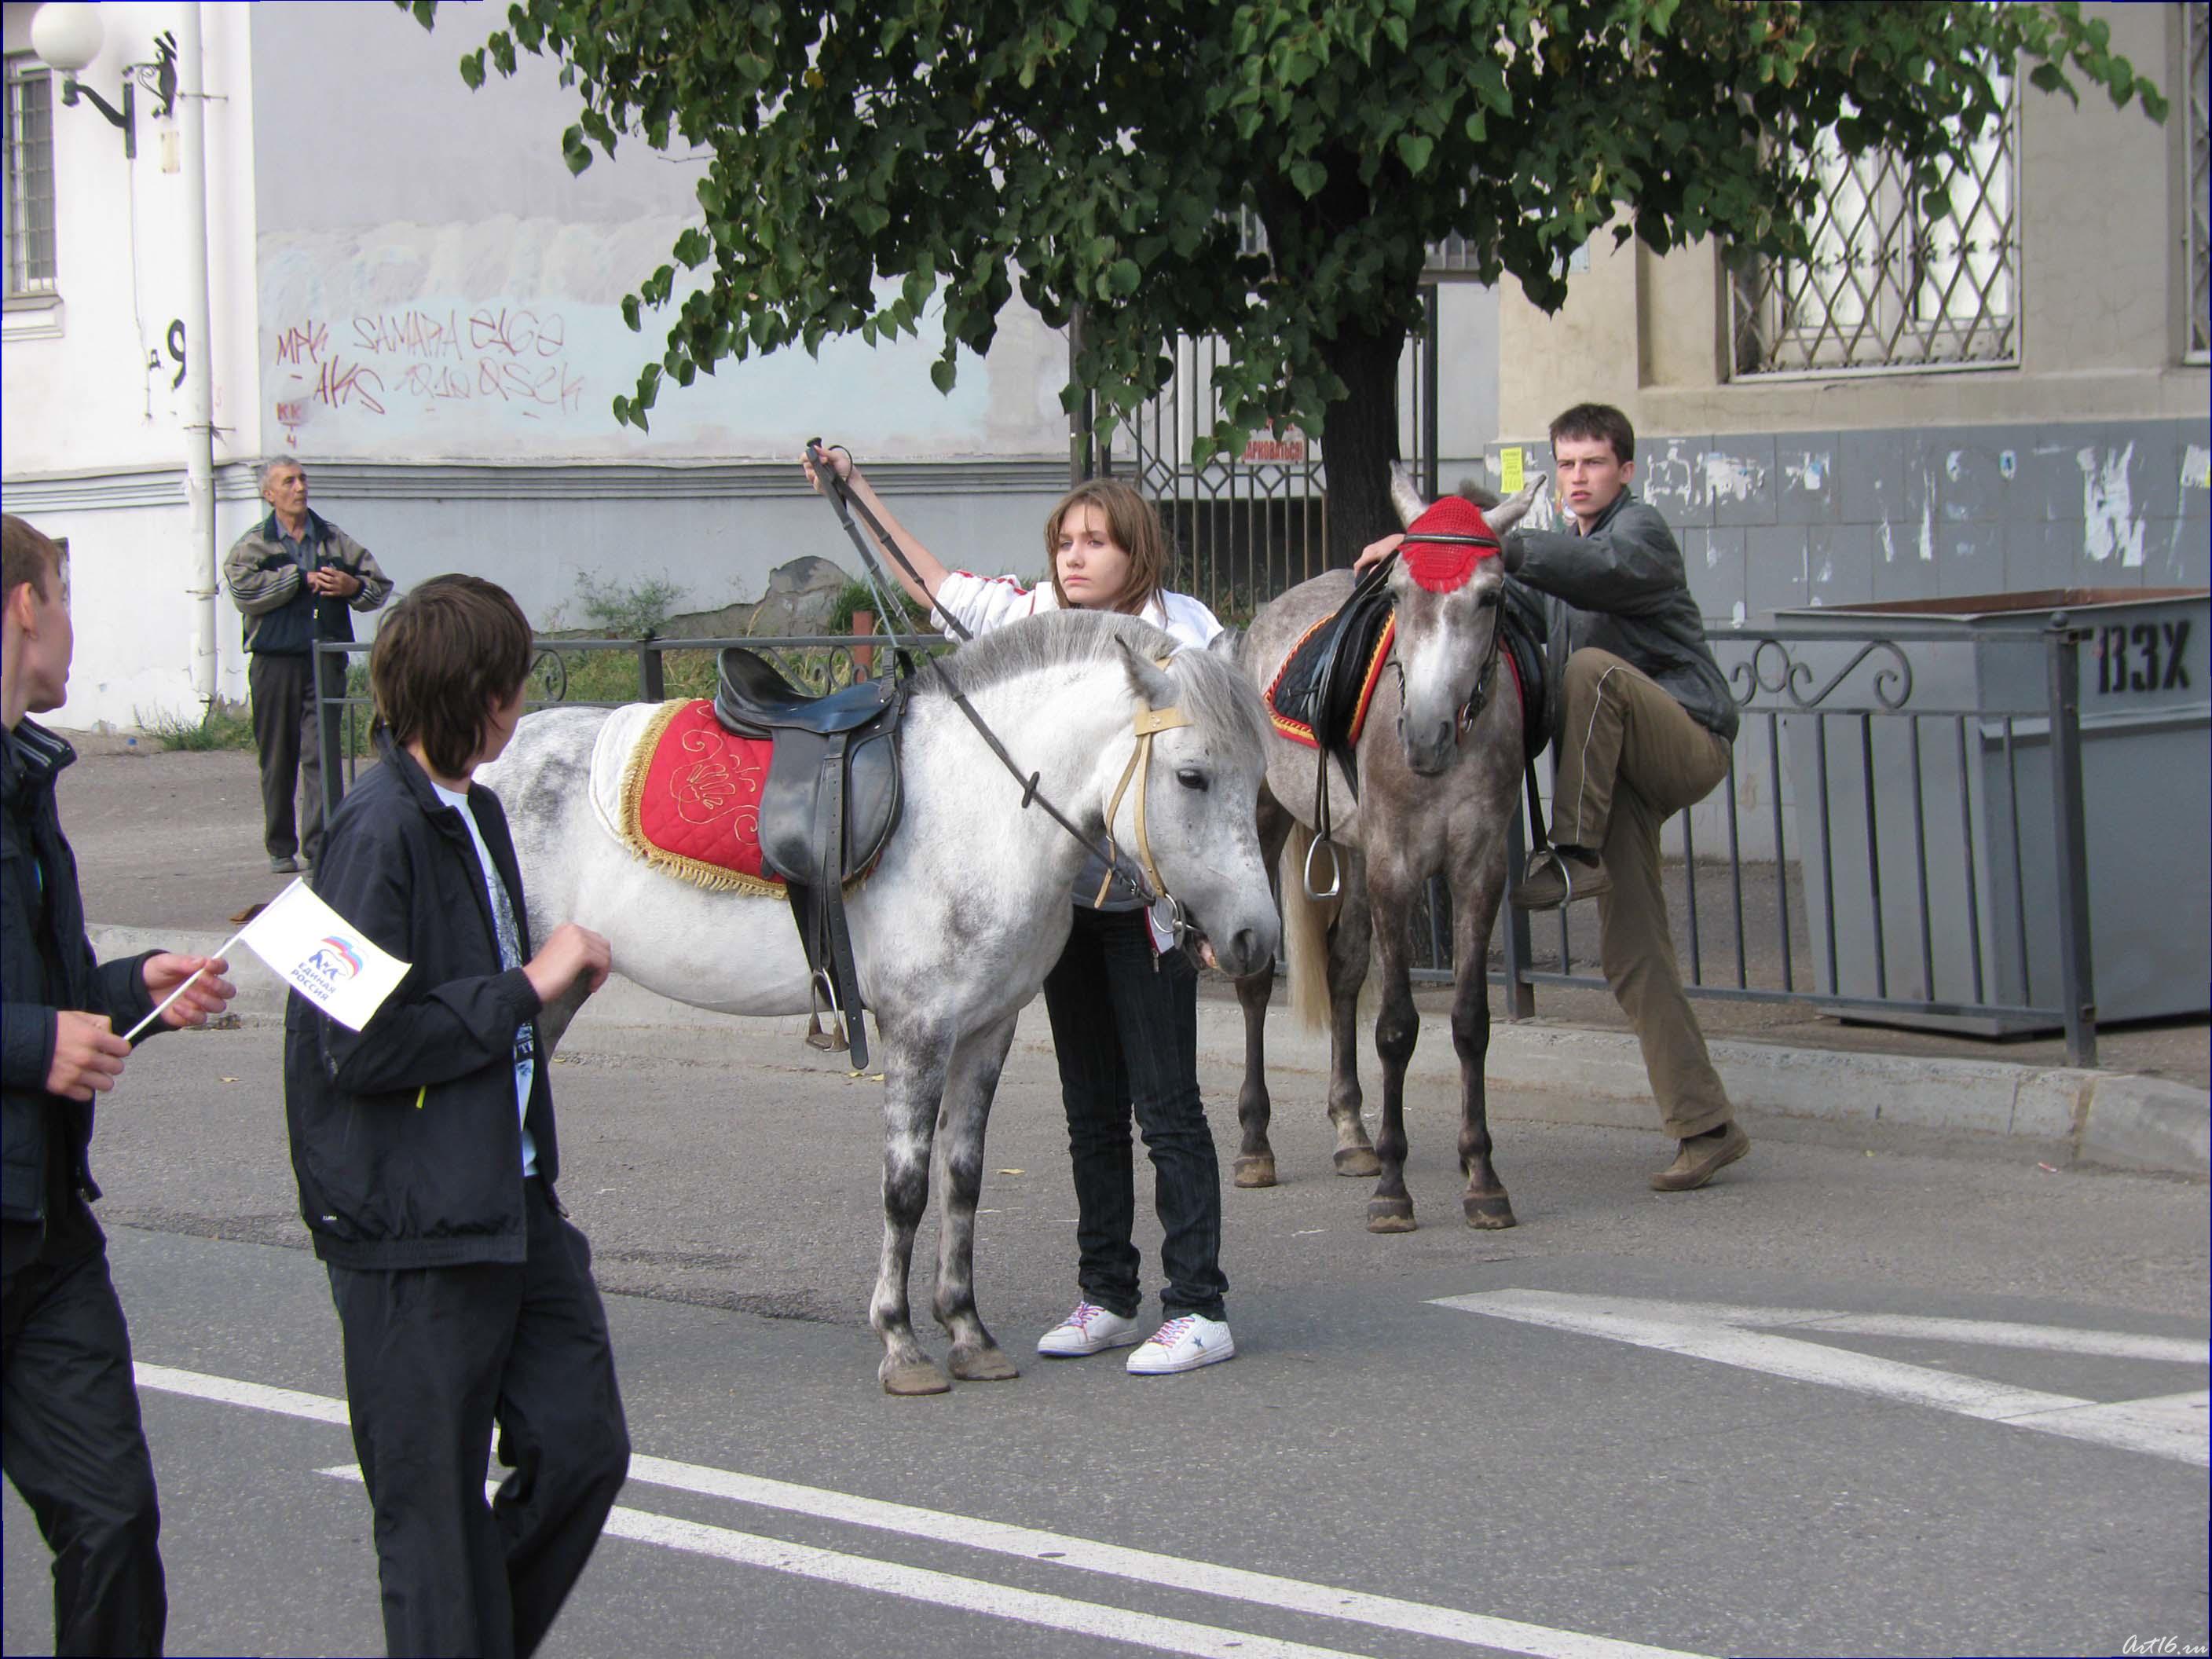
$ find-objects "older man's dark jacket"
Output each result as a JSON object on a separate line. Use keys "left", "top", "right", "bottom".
{"left": 1506, "top": 489, "right": 1739, "bottom": 743}
{"left": 223, "top": 509, "right": 393, "bottom": 656}
{"left": 284, "top": 735, "right": 558, "bottom": 1270}
{"left": 2, "top": 720, "right": 160, "bottom": 1277}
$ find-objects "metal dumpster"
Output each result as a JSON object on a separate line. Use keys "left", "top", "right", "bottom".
{"left": 1773, "top": 588, "right": 2209, "bottom": 1037}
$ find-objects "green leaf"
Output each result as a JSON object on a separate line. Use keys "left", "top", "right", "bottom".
{"left": 929, "top": 356, "right": 958, "bottom": 395}
{"left": 1396, "top": 134, "right": 1434, "bottom": 176}
{"left": 560, "top": 125, "right": 592, "bottom": 176}
{"left": 458, "top": 49, "right": 485, "bottom": 90}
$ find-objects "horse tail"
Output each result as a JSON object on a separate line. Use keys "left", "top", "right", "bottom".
{"left": 1279, "top": 820, "right": 1339, "bottom": 1033}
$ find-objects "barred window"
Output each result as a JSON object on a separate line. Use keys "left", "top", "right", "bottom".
{"left": 1730, "top": 71, "right": 2018, "bottom": 377}
{"left": 2188, "top": 2, "right": 2209, "bottom": 363}
{"left": 5, "top": 57, "right": 57, "bottom": 297}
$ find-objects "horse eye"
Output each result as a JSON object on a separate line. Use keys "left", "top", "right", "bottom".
{"left": 1477, "top": 589, "right": 1502, "bottom": 610}
{"left": 1175, "top": 768, "right": 1210, "bottom": 793}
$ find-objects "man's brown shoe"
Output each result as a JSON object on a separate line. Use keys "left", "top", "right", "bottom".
{"left": 1650, "top": 1122, "right": 1750, "bottom": 1192}
{"left": 1509, "top": 850, "right": 1612, "bottom": 911}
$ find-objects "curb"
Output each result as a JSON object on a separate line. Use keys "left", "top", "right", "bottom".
{"left": 93, "top": 924, "right": 2209, "bottom": 1180}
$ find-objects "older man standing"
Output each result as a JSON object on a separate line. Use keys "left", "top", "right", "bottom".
{"left": 223, "top": 460, "right": 391, "bottom": 873}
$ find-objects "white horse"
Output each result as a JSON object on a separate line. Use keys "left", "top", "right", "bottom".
{"left": 479, "top": 611, "right": 1279, "bottom": 1395}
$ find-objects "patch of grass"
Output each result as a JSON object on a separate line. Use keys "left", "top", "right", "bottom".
{"left": 140, "top": 699, "right": 256, "bottom": 752}
{"left": 575, "top": 570, "right": 684, "bottom": 639}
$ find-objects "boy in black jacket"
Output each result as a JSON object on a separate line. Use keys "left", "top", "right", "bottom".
{"left": 286, "top": 573, "right": 628, "bottom": 1659}
{"left": 3, "top": 515, "right": 236, "bottom": 1656}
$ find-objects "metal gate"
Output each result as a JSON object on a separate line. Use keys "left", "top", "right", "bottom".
{"left": 1075, "top": 285, "right": 1441, "bottom": 623}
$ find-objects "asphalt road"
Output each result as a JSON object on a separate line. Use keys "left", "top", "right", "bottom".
{"left": 5, "top": 1019, "right": 2207, "bottom": 1658}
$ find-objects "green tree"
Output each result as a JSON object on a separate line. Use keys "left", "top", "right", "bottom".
{"left": 404, "top": 0, "right": 2163, "bottom": 562}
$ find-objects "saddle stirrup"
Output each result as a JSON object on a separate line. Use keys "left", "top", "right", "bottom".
{"left": 805, "top": 967, "right": 848, "bottom": 1053}
{"left": 1304, "top": 736, "right": 1342, "bottom": 901}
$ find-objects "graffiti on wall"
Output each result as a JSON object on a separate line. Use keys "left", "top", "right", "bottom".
{"left": 271, "top": 305, "right": 587, "bottom": 446}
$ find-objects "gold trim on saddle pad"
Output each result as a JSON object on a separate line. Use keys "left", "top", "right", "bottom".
{"left": 616, "top": 699, "right": 789, "bottom": 896}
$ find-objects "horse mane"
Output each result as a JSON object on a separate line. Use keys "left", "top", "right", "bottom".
{"left": 925, "top": 610, "right": 1270, "bottom": 758}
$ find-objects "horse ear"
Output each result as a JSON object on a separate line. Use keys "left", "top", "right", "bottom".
{"left": 1485, "top": 471, "right": 1551, "bottom": 536}
{"left": 1116, "top": 635, "right": 1179, "bottom": 707}
{"left": 1207, "top": 626, "right": 1241, "bottom": 663}
{"left": 1387, "top": 462, "right": 1428, "bottom": 529}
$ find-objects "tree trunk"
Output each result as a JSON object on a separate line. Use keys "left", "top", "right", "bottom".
{"left": 1317, "top": 317, "right": 1413, "bottom": 569}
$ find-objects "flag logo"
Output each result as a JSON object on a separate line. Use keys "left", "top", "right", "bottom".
{"left": 239, "top": 881, "right": 410, "bottom": 1031}
{"left": 307, "top": 936, "right": 364, "bottom": 981}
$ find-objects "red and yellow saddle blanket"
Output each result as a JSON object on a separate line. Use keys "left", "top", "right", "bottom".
{"left": 1264, "top": 613, "right": 1398, "bottom": 750}
{"left": 614, "top": 699, "right": 786, "bottom": 895}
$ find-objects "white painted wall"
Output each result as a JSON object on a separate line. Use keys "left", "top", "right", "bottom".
{"left": 3, "top": 2, "right": 264, "bottom": 727}
{"left": 244, "top": 2, "right": 1068, "bottom": 463}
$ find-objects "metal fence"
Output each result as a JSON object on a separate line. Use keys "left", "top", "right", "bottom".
{"left": 315, "top": 632, "right": 914, "bottom": 809}
{"left": 1408, "top": 619, "right": 2112, "bottom": 1068}
{"left": 321, "top": 621, "right": 2133, "bottom": 1069}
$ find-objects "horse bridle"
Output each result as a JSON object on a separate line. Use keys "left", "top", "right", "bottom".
{"left": 805, "top": 441, "right": 1194, "bottom": 943}
{"left": 1302, "top": 537, "right": 1508, "bottom": 903}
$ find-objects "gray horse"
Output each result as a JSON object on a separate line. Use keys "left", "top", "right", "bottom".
{"left": 480, "top": 611, "right": 1280, "bottom": 1393}
{"left": 1231, "top": 470, "right": 1548, "bottom": 1232}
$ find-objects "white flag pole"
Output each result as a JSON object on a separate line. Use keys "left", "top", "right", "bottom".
{"left": 120, "top": 877, "right": 304, "bottom": 1042}
{"left": 123, "top": 925, "right": 248, "bottom": 1043}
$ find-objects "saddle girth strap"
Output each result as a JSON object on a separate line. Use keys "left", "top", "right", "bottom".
{"left": 789, "top": 732, "right": 872, "bottom": 1070}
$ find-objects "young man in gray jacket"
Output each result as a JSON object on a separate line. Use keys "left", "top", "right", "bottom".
{"left": 1361, "top": 403, "right": 1749, "bottom": 1193}
{"left": 222, "top": 459, "right": 392, "bottom": 873}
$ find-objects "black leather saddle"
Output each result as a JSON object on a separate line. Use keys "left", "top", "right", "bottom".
{"left": 712, "top": 646, "right": 907, "bottom": 1067}
{"left": 1270, "top": 560, "right": 1399, "bottom": 800}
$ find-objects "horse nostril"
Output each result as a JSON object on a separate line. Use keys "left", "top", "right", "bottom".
{"left": 1231, "top": 927, "right": 1258, "bottom": 968}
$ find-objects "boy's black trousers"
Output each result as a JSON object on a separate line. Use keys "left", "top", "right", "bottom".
{"left": 327, "top": 1177, "right": 630, "bottom": 1659}
{"left": 2, "top": 1240, "right": 167, "bottom": 1657}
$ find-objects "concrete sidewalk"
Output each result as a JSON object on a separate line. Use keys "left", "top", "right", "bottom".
{"left": 53, "top": 734, "right": 2207, "bottom": 1178}
{"left": 88, "top": 923, "right": 2207, "bottom": 1179}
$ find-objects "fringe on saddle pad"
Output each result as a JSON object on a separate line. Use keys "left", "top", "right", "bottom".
{"left": 614, "top": 699, "right": 789, "bottom": 898}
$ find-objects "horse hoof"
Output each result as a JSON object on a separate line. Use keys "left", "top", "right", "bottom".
{"left": 950, "top": 1346, "right": 1020, "bottom": 1382}
{"left": 1463, "top": 1194, "right": 1518, "bottom": 1230}
{"left": 1233, "top": 1154, "right": 1278, "bottom": 1189}
{"left": 880, "top": 1358, "right": 953, "bottom": 1396}
{"left": 1366, "top": 1197, "right": 1417, "bottom": 1233}
{"left": 1334, "top": 1148, "right": 1382, "bottom": 1177}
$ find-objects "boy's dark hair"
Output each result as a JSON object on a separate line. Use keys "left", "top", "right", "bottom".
{"left": 1548, "top": 402, "right": 1636, "bottom": 465}
{"left": 371, "top": 575, "right": 534, "bottom": 778}
{"left": 2, "top": 515, "right": 62, "bottom": 606}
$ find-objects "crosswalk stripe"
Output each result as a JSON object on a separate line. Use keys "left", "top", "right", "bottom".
{"left": 137, "top": 1359, "right": 1709, "bottom": 1659}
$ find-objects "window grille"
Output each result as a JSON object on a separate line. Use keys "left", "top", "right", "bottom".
{"left": 2188, "top": 3, "right": 2209, "bottom": 362}
{"left": 5, "top": 57, "right": 57, "bottom": 296}
{"left": 1730, "top": 72, "right": 2019, "bottom": 377}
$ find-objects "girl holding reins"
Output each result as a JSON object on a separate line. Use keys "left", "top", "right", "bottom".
{"left": 801, "top": 445, "right": 1237, "bottom": 1375}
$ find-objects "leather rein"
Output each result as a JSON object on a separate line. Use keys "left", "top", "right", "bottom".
{"left": 805, "top": 443, "right": 1187, "bottom": 930}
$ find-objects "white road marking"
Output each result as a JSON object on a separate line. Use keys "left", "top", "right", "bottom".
{"left": 135, "top": 1360, "right": 1708, "bottom": 1659}
{"left": 135, "top": 1362, "right": 350, "bottom": 1425}
{"left": 317, "top": 1464, "right": 1378, "bottom": 1659}
{"left": 1433, "top": 1291, "right": 2210, "bottom": 1468}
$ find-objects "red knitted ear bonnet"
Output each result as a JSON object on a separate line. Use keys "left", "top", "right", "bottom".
{"left": 1400, "top": 496, "right": 1501, "bottom": 593}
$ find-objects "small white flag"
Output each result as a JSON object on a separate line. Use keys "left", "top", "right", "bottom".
{"left": 239, "top": 878, "right": 410, "bottom": 1031}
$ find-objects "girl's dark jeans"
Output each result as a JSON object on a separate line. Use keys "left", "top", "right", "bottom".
{"left": 1040, "top": 905, "right": 1228, "bottom": 1322}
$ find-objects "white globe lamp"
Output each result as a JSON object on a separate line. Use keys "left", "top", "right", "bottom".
{"left": 29, "top": 2, "right": 104, "bottom": 75}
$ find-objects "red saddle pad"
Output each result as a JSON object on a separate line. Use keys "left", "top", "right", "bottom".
{"left": 620, "top": 699, "right": 786, "bottom": 895}
{"left": 1264, "top": 613, "right": 1398, "bottom": 750}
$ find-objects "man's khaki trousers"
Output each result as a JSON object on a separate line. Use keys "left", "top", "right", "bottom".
{"left": 1550, "top": 648, "right": 1734, "bottom": 1138}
